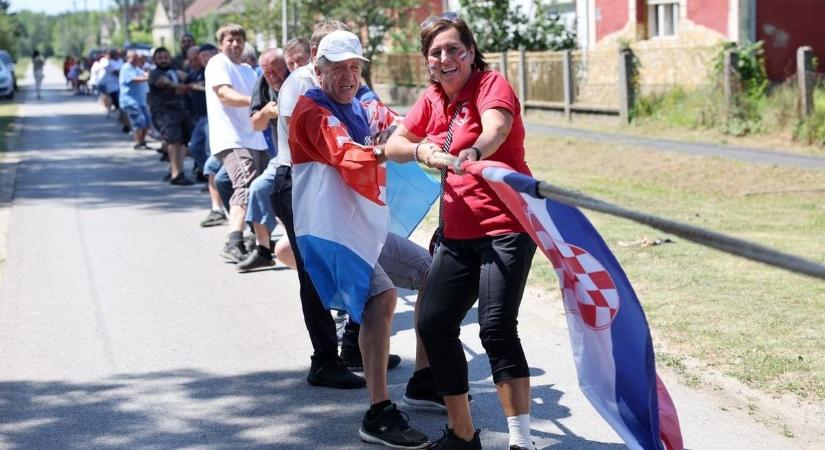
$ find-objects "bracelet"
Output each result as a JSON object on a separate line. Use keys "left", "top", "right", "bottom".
{"left": 414, "top": 142, "right": 422, "bottom": 163}
{"left": 471, "top": 146, "right": 482, "bottom": 160}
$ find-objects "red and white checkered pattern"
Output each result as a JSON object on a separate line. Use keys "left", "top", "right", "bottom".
{"left": 526, "top": 209, "right": 620, "bottom": 331}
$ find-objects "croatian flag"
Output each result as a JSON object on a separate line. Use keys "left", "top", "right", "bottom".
{"left": 464, "top": 161, "right": 684, "bottom": 450}
{"left": 289, "top": 96, "right": 438, "bottom": 323}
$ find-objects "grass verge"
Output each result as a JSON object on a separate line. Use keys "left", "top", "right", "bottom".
{"left": 0, "top": 101, "right": 17, "bottom": 152}
{"left": 524, "top": 133, "right": 825, "bottom": 401}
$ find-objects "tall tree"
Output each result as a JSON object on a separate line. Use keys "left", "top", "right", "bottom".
{"left": 459, "top": 0, "right": 575, "bottom": 52}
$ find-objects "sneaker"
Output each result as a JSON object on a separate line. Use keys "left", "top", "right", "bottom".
{"left": 194, "top": 170, "right": 208, "bottom": 183}
{"left": 306, "top": 355, "right": 366, "bottom": 389}
{"left": 426, "top": 427, "right": 480, "bottom": 449}
{"left": 334, "top": 311, "right": 348, "bottom": 344}
{"left": 359, "top": 403, "right": 429, "bottom": 449}
{"left": 236, "top": 247, "right": 276, "bottom": 272}
{"left": 200, "top": 210, "right": 227, "bottom": 227}
{"left": 133, "top": 142, "right": 153, "bottom": 150}
{"left": 508, "top": 445, "right": 536, "bottom": 450}
{"left": 170, "top": 173, "right": 194, "bottom": 186}
{"left": 341, "top": 346, "right": 402, "bottom": 372}
{"left": 220, "top": 240, "right": 248, "bottom": 264}
{"left": 403, "top": 367, "right": 445, "bottom": 410}
{"left": 243, "top": 233, "right": 256, "bottom": 253}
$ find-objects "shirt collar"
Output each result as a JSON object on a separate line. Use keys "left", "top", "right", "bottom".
{"left": 433, "top": 69, "right": 482, "bottom": 113}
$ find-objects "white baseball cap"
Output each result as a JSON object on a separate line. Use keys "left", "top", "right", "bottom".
{"left": 317, "top": 30, "right": 370, "bottom": 63}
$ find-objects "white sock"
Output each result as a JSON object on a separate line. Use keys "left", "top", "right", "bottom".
{"left": 506, "top": 414, "right": 532, "bottom": 449}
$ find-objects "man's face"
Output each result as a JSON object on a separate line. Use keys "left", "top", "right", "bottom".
{"left": 318, "top": 58, "right": 362, "bottom": 104}
{"left": 199, "top": 49, "right": 218, "bottom": 67}
{"left": 154, "top": 51, "right": 172, "bottom": 69}
{"left": 220, "top": 34, "right": 245, "bottom": 63}
{"left": 285, "top": 49, "right": 310, "bottom": 72}
{"left": 181, "top": 35, "right": 195, "bottom": 51}
{"left": 126, "top": 51, "right": 139, "bottom": 65}
{"left": 261, "top": 55, "right": 288, "bottom": 91}
{"left": 187, "top": 47, "right": 202, "bottom": 69}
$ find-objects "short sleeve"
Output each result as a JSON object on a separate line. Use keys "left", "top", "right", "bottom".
{"left": 475, "top": 71, "right": 518, "bottom": 116}
{"left": 205, "top": 55, "right": 232, "bottom": 90}
{"left": 401, "top": 91, "right": 431, "bottom": 138}
{"left": 278, "top": 75, "right": 314, "bottom": 117}
{"left": 249, "top": 75, "right": 268, "bottom": 115}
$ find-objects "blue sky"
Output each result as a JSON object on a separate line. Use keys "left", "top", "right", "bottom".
{"left": 9, "top": 0, "right": 110, "bottom": 15}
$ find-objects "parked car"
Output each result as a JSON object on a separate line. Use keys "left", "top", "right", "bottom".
{"left": 0, "top": 49, "right": 16, "bottom": 91}
{"left": 124, "top": 43, "right": 153, "bottom": 58}
{"left": 0, "top": 60, "right": 14, "bottom": 99}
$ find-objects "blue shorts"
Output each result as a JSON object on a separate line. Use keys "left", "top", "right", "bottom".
{"left": 122, "top": 104, "right": 150, "bottom": 130}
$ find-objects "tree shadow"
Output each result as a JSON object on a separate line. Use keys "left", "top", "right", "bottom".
{"left": 0, "top": 369, "right": 629, "bottom": 449}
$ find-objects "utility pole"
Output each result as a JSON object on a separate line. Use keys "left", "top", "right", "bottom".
{"left": 122, "top": 0, "right": 131, "bottom": 46}
{"left": 281, "top": 0, "right": 288, "bottom": 48}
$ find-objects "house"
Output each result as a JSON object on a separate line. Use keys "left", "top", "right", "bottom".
{"left": 151, "top": 0, "right": 197, "bottom": 49}
{"left": 577, "top": 0, "right": 825, "bottom": 81}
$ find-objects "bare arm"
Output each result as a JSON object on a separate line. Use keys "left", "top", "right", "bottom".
{"left": 456, "top": 108, "right": 513, "bottom": 163}
{"left": 385, "top": 124, "right": 439, "bottom": 163}
{"left": 214, "top": 84, "right": 251, "bottom": 107}
{"left": 251, "top": 101, "right": 278, "bottom": 131}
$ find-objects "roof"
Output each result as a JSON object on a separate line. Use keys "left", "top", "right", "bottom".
{"left": 185, "top": 0, "right": 235, "bottom": 20}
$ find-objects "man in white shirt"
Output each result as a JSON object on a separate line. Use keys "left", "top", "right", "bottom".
{"left": 205, "top": 23, "right": 269, "bottom": 262}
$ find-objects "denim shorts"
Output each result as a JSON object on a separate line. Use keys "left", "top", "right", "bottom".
{"left": 122, "top": 104, "right": 150, "bottom": 130}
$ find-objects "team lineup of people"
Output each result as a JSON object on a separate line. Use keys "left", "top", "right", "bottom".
{"left": 114, "top": 13, "right": 537, "bottom": 450}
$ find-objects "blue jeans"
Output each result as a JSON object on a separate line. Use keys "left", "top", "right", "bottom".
{"left": 189, "top": 116, "right": 209, "bottom": 171}
{"left": 244, "top": 159, "right": 279, "bottom": 230}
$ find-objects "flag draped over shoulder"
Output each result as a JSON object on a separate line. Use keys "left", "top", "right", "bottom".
{"left": 463, "top": 161, "right": 684, "bottom": 450}
{"left": 289, "top": 94, "right": 438, "bottom": 323}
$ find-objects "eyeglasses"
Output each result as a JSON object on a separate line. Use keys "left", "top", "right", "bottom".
{"left": 420, "top": 11, "right": 460, "bottom": 29}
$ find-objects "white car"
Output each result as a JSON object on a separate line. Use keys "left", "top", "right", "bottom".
{"left": 0, "top": 49, "right": 15, "bottom": 91}
{"left": 0, "top": 60, "right": 13, "bottom": 99}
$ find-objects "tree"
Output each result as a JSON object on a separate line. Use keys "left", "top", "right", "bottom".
{"left": 459, "top": 0, "right": 575, "bottom": 53}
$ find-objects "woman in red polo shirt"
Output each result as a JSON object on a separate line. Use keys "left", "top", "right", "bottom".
{"left": 385, "top": 13, "right": 537, "bottom": 450}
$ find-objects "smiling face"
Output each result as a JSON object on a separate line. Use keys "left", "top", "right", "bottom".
{"left": 220, "top": 34, "right": 245, "bottom": 64}
{"left": 153, "top": 50, "right": 172, "bottom": 69}
{"left": 317, "top": 58, "right": 362, "bottom": 104}
{"left": 426, "top": 27, "right": 474, "bottom": 99}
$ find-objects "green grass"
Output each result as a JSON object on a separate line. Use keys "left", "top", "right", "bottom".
{"left": 524, "top": 134, "right": 825, "bottom": 400}
{"left": 13, "top": 57, "right": 31, "bottom": 82}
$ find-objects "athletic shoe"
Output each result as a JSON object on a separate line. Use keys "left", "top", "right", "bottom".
{"left": 508, "top": 445, "right": 536, "bottom": 450}
{"left": 306, "top": 355, "right": 366, "bottom": 389}
{"left": 236, "top": 247, "right": 276, "bottom": 272}
{"left": 340, "top": 346, "right": 402, "bottom": 372}
{"left": 243, "top": 233, "right": 256, "bottom": 253}
{"left": 359, "top": 403, "right": 429, "bottom": 449}
{"left": 133, "top": 142, "right": 152, "bottom": 150}
{"left": 426, "top": 427, "right": 480, "bottom": 449}
{"left": 194, "top": 170, "right": 208, "bottom": 183}
{"left": 170, "top": 173, "right": 194, "bottom": 186}
{"left": 200, "top": 210, "right": 227, "bottom": 227}
{"left": 403, "top": 367, "right": 445, "bottom": 410}
{"left": 220, "top": 240, "right": 247, "bottom": 264}
{"left": 334, "top": 310, "right": 348, "bottom": 344}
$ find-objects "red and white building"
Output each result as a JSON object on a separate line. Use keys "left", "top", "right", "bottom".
{"left": 576, "top": 0, "right": 825, "bottom": 81}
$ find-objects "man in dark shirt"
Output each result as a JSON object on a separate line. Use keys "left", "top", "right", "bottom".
{"left": 173, "top": 33, "right": 196, "bottom": 71}
{"left": 149, "top": 47, "right": 195, "bottom": 186}
{"left": 236, "top": 48, "right": 290, "bottom": 272}
{"left": 185, "top": 45, "right": 209, "bottom": 181}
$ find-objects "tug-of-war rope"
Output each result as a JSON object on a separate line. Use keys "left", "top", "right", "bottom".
{"left": 431, "top": 153, "right": 825, "bottom": 281}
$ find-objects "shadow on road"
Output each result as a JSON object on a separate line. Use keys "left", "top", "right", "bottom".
{"left": 0, "top": 369, "right": 625, "bottom": 449}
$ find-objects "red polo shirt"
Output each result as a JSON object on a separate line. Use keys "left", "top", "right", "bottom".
{"left": 403, "top": 70, "right": 530, "bottom": 239}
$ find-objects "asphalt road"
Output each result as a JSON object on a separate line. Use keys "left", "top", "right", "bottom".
{"left": 0, "top": 65, "right": 805, "bottom": 449}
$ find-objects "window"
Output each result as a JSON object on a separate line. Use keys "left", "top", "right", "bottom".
{"left": 648, "top": 0, "right": 679, "bottom": 38}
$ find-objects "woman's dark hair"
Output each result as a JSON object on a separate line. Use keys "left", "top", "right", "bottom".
{"left": 419, "top": 17, "right": 487, "bottom": 85}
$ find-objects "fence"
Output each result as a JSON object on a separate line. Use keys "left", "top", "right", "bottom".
{"left": 372, "top": 45, "right": 818, "bottom": 121}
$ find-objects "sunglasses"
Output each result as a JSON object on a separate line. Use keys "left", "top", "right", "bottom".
{"left": 420, "top": 11, "right": 460, "bottom": 29}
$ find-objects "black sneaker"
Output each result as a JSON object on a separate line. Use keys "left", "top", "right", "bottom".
{"left": 306, "top": 355, "right": 366, "bottom": 389}
{"left": 236, "top": 247, "right": 276, "bottom": 272}
{"left": 359, "top": 403, "right": 429, "bottom": 448}
{"left": 194, "top": 170, "right": 208, "bottom": 183}
{"left": 426, "top": 427, "right": 480, "bottom": 449}
{"left": 170, "top": 173, "right": 194, "bottom": 186}
{"left": 200, "top": 210, "right": 227, "bottom": 227}
{"left": 403, "top": 367, "right": 444, "bottom": 410}
{"left": 133, "top": 142, "right": 152, "bottom": 150}
{"left": 341, "top": 346, "right": 402, "bottom": 372}
{"left": 220, "top": 240, "right": 248, "bottom": 264}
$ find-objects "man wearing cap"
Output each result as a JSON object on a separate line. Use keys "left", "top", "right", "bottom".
{"left": 288, "top": 29, "right": 431, "bottom": 449}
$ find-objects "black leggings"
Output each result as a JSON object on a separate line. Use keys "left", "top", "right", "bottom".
{"left": 417, "top": 232, "right": 536, "bottom": 395}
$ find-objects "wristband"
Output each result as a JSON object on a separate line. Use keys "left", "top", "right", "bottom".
{"left": 471, "top": 146, "right": 482, "bottom": 160}
{"left": 414, "top": 142, "right": 422, "bottom": 163}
